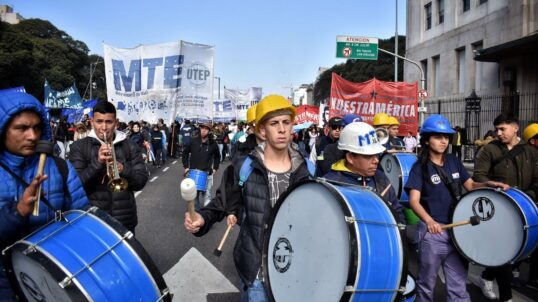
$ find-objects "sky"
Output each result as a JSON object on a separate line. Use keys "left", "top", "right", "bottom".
{"left": 7, "top": 0, "right": 406, "bottom": 98}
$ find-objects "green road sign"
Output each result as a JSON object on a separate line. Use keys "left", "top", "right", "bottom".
{"left": 336, "top": 36, "right": 378, "bottom": 60}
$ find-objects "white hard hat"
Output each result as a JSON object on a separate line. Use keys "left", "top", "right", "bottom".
{"left": 338, "top": 122, "right": 386, "bottom": 155}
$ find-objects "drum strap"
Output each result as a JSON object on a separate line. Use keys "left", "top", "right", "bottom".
{"left": 433, "top": 164, "right": 462, "bottom": 207}
{"left": 0, "top": 160, "right": 58, "bottom": 212}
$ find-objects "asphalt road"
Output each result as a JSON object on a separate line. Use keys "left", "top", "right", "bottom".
{"left": 133, "top": 158, "right": 537, "bottom": 302}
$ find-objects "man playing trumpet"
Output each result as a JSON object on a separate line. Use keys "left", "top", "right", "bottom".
{"left": 69, "top": 101, "right": 149, "bottom": 233}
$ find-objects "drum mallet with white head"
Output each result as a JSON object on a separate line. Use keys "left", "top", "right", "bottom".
{"left": 180, "top": 178, "right": 197, "bottom": 222}
{"left": 441, "top": 216, "right": 481, "bottom": 230}
{"left": 214, "top": 224, "right": 233, "bottom": 257}
{"left": 33, "top": 140, "right": 54, "bottom": 216}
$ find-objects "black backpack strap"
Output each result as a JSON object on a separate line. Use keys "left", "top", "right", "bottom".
{"left": 490, "top": 140, "right": 525, "bottom": 168}
{"left": 0, "top": 160, "right": 58, "bottom": 212}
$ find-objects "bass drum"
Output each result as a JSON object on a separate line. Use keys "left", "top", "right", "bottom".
{"left": 380, "top": 153, "right": 417, "bottom": 204}
{"left": 451, "top": 188, "right": 538, "bottom": 267}
{"left": 3, "top": 207, "right": 171, "bottom": 302}
{"left": 263, "top": 180, "right": 407, "bottom": 302}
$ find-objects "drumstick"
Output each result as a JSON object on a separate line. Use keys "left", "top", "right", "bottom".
{"left": 380, "top": 183, "right": 392, "bottom": 197}
{"left": 180, "top": 178, "right": 197, "bottom": 221}
{"left": 441, "top": 216, "right": 480, "bottom": 230}
{"left": 214, "top": 224, "right": 233, "bottom": 257}
{"left": 34, "top": 141, "right": 54, "bottom": 216}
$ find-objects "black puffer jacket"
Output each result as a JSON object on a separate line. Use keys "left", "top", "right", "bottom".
{"left": 69, "top": 130, "right": 149, "bottom": 230}
{"left": 196, "top": 144, "right": 312, "bottom": 286}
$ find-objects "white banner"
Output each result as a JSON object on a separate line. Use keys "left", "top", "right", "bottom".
{"left": 224, "top": 87, "right": 262, "bottom": 121}
{"left": 213, "top": 99, "right": 236, "bottom": 122}
{"left": 103, "top": 41, "right": 215, "bottom": 123}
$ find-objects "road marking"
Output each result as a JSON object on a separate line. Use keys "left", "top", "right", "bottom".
{"left": 135, "top": 191, "right": 142, "bottom": 198}
{"left": 150, "top": 176, "right": 158, "bottom": 183}
{"left": 163, "top": 167, "right": 169, "bottom": 172}
{"left": 164, "top": 247, "right": 238, "bottom": 301}
{"left": 172, "top": 160, "right": 178, "bottom": 164}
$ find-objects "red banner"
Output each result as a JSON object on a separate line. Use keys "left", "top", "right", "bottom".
{"left": 329, "top": 73, "right": 418, "bottom": 136}
{"left": 294, "top": 105, "right": 319, "bottom": 124}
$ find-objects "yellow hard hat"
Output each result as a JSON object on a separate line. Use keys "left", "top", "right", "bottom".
{"left": 523, "top": 123, "right": 538, "bottom": 143}
{"left": 373, "top": 112, "right": 390, "bottom": 126}
{"left": 388, "top": 116, "right": 400, "bottom": 126}
{"left": 256, "top": 95, "right": 296, "bottom": 131}
{"left": 247, "top": 104, "right": 258, "bottom": 125}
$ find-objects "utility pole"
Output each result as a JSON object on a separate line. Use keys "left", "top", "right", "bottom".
{"left": 395, "top": 0, "right": 398, "bottom": 82}
{"left": 282, "top": 84, "right": 294, "bottom": 104}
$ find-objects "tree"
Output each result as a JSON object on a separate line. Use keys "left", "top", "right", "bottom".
{"left": 0, "top": 19, "right": 105, "bottom": 101}
{"left": 313, "top": 36, "right": 406, "bottom": 105}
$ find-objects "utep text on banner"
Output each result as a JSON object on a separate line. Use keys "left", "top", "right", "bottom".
{"left": 295, "top": 105, "right": 319, "bottom": 124}
{"left": 224, "top": 87, "right": 262, "bottom": 121}
{"left": 329, "top": 73, "right": 418, "bottom": 135}
{"left": 213, "top": 99, "right": 236, "bottom": 122}
{"left": 103, "top": 41, "right": 215, "bottom": 123}
{"left": 44, "top": 81, "right": 83, "bottom": 109}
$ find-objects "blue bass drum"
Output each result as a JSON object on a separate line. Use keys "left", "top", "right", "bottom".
{"left": 187, "top": 169, "right": 208, "bottom": 191}
{"left": 3, "top": 207, "right": 171, "bottom": 302}
{"left": 264, "top": 180, "right": 406, "bottom": 302}
{"left": 380, "top": 153, "right": 417, "bottom": 204}
{"left": 451, "top": 188, "right": 538, "bottom": 267}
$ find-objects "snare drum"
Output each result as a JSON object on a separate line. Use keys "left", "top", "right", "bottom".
{"left": 264, "top": 180, "right": 406, "bottom": 302}
{"left": 380, "top": 153, "right": 417, "bottom": 204}
{"left": 3, "top": 207, "right": 170, "bottom": 302}
{"left": 451, "top": 188, "right": 538, "bottom": 267}
{"left": 187, "top": 169, "right": 208, "bottom": 191}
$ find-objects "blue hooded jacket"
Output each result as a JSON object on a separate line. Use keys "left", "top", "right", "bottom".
{"left": 0, "top": 91, "right": 89, "bottom": 300}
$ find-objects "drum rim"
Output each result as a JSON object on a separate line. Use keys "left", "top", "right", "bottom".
{"left": 3, "top": 207, "right": 171, "bottom": 302}
{"left": 5, "top": 241, "right": 90, "bottom": 301}
{"left": 262, "top": 179, "right": 360, "bottom": 302}
{"left": 381, "top": 153, "right": 415, "bottom": 201}
{"left": 85, "top": 207, "right": 171, "bottom": 301}
{"left": 449, "top": 188, "right": 528, "bottom": 267}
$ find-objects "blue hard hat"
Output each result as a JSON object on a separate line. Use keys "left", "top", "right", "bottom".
{"left": 343, "top": 114, "right": 363, "bottom": 126}
{"left": 420, "top": 114, "right": 456, "bottom": 134}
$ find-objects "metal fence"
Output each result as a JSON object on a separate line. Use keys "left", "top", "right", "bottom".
{"left": 425, "top": 91, "right": 538, "bottom": 140}
{"left": 425, "top": 91, "right": 538, "bottom": 161}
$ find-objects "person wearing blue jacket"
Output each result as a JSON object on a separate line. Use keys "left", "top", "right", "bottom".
{"left": 0, "top": 91, "right": 90, "bottom": 301}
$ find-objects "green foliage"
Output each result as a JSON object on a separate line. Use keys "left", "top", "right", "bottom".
{"left": 313, "top": 36, "right": 406, "bottom": 105}
{"left": 0, "top": 19, "right": 105, "bottom": 101}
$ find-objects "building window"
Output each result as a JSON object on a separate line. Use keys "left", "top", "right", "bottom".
{"left": 421, "top": 59, "right": 428, "bottom": 91}
{"left": 425, "top": 2, "right": 432, "bottom": 30}
{"left": 462, "top": 0, "right": 470, "bottom": 12}
{"left": 457, "top": 48, "right": 466, "bottom": 93}
{"left": 437, "top": 0, "right": 444, "bottom": 24}
{"left": 433, "top": 56, "right": 441, "bottom": 96}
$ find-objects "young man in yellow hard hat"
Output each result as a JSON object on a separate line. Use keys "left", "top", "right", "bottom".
{"left": 184, "top": 95, "right": 313, "bottom": 301}
{"left": 523, "top": 122, "right": 538, "bottom": 290}
{"left": 385, "top": 116, "right": 407, "bottom": 153}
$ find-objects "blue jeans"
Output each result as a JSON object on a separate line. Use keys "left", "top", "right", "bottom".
{"left": 240, "top": 279, "right": 268, "bottom": 302}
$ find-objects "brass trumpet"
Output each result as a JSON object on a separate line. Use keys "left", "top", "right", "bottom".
{"left": 103, "top": 132, "right": 128, "bottom": 192}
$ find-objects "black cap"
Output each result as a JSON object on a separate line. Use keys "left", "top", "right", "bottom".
{"left": 328, "top": 117, "right": 343, "bottom": 127}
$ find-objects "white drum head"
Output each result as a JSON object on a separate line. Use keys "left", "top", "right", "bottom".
{"left": 452, "top": 189, "right": 524, "bottom": 266}
{"left": 265, "top": 182, "right": 355, "bottom": 302}
{"left": 11, "top": 248, "right": 77, "bottom": 301}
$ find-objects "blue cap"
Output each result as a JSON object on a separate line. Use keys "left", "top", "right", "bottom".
{"left": 343, "top": 114, "right": 363, "bottom": 126}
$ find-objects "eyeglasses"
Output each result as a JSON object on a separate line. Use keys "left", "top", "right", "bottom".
{"left": 330, "top": 125, "right": 343, "bottom": 130}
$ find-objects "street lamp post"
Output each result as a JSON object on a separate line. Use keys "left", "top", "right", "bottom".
{"left": 214, "top": 76, "right": 221, "bottom": 99}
